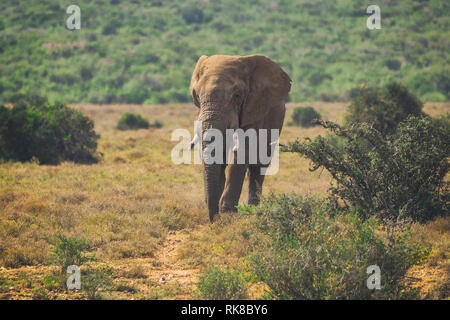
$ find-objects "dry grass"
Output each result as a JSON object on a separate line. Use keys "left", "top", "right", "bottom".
{"left": 0, "top": 101, "right": 449, "bottom": 299}
{"left": 407, "top": 216, "right": 450, "bottom": 299}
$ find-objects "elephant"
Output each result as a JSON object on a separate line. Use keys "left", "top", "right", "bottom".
{"left": 189, "top": 54, "right": 291, "bottom": 222}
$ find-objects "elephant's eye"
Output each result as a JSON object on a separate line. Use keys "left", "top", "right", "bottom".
{"left": 192, "top": 89, "right": 201, "bottom": 107}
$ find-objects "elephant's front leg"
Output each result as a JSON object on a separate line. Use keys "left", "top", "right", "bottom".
{"left": 247, "top": 165, "right": 265, "bottom": 206}
{"left": 218, "top": 164, "right": 226, "bottom": 200}
{"left": 219, "top": 163, "right": 247, "bottom": 212}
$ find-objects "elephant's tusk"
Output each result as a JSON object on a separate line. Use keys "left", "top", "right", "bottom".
{"left": 190, "top": 134, "right": 199, "bottom": 150}
{"left": 232, "top": 132, "right": 239, "bottom": 152}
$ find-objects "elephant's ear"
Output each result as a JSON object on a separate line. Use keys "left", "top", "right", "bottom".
{"left": 190, "top": 55, "right": 209, "bottom": 108}
{"left": 241, "top": 55, "right": 291, "bottom": 127}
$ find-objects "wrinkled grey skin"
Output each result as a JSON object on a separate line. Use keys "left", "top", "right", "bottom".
{"left": 190, "top": 54, "right": 291, "bottom": 222}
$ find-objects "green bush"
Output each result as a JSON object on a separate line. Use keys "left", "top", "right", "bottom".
{"left": 82, "top": 266, "right": 113, "bottom": 300}
{"left": 344, "top": 83, "right": 424, "bottom": 137}
{"left": 242, "top": 194, "right": 428, "bottom": 299}
{"left": 385, "top": 59, "right": 402, "bottom": 71}
{"left": 180, "top": 6, "right": 204, "bottom": 24}
{"left": 309, "top": 72, "right": 332, "bottom": 86}
{"left": 283, "top": 116, "right": 449, "bottom": 222}
{"left": 0, "top": 274, "right": 15, "bottom": 292}
{"left": 421, "top": 92, "right": 447, "bottom": 102}
{"left": 196, "top": 266, "right": 248, "bottom": 300}
{"left": 117, "top": 112, "right": 150, "bottom": 130}
{"left": 152, "top": 120, "right": 163, "bottom": 128}
{"left": 102, "top": 20, "right": 122, "bottom": 35}
{"left": 43, "top": 272, "right": 66, "bottom": 291}
{"left": 0, "top": 95, "right": 99, "bottom": 164}
{"left": 48, "top": 235, "right": 95, "bottom": 273}
{"left": 291, "top": 106, "right": 321, "bottom": 127}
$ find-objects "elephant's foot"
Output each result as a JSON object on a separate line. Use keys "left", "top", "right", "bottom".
{"left": 219, "top": 199, "right": 238, "bottom": 213}
{"left": 246, "top": 197, "right": 260, "bottom": 206}
{"left": 219, "top": 194, "right": 239, "bottom": 213}
{"left": 219, "top": 205, "right": 238, "bottom": 213}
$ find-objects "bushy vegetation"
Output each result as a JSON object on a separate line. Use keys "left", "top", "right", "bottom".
{"left": 0, "top": 1, "right": 448, "bottom": 104}
{"left": 345, "top": 82, "right": 424, "bottom": 136}
{"left": 241, "top": 195, "right": 428, "bottom": 299}
{"left": 284, "top": 116, "right": 449, "bottom": 222}
{"left": 196, "top": 266, "right": 248, "bottom": 300}
{"left": 291, "top": 106, "right": 321, "bottom": 127}
{"left": 82, "top": 266, "right": 113, "bottom": 299}
{"left": 47, "top": 235, "right": 113, "bottom": 299}
{"left": 117, "top": 112, "right": 163, "bottom": 130}
{"left": 0, "top": 95, "right": 99, "bottom": 164}
{"left": 284, "top": 83, "right": 449, "bottom": 222}
{"left": 117, "top": 112, "right": 150, "bottom": 130}
{"left": 48, "top": 235, "right": 95, "bottom": 273}
{"left": 152, "top": 120, "right": 164, "bottom": 128}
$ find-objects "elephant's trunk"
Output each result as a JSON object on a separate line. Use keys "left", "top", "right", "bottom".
{"left": 200, "top": 104, "right": 226, "bottom": 222}
{"left": 203, "top": 162, "right": 222, "bottom": 222}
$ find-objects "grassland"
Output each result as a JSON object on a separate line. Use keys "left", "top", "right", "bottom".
{"left": 0, "top": 101, "right": 448, "bottom": 299}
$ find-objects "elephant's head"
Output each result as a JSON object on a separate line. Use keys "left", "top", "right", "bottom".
{"left": 189, "top": 55, "right": 291, "bottom": 221}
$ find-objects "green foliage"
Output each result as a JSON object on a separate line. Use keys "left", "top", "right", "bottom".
{"left": 244, "top": 194, "right": 429, "bottom": 299}
{"left": 344, "top": 83, "right": 424, "bottom": 136}
{"left": 0, "top": 1, "right": 448, "bottom": 104}
{"left": 0, "top": 95, "right": 99, "bottom": 164}
{"left": 117, "top": 112, "right": 150, "bottom": 130}
{"left": 0, "top": 274, "right": 14, "bottom": 292}
{"left": 385, "top": 59, "right": 401, "bottom": 71}
{"left": 43, "top": 272, "right": 66, "bottom": 291}
{"left": 117, "top": 112, "right": 163, "bottom": 130}
{"left": 102, "top": 20, "right": 121, "bottom": 35}
{"left": 152, "top": 120, "right": 163, "bottom": 128}
{"left": 291, "top": 106, "right": 321, "bottom": 127}
{"left": 196, "top": 266, "right": 248, "bottom": 300}
{"left": 180, "top": 6, "right": 205, "bottom": 25}
{"left": 119, "top": 81, "right": 151, "bottom": 104}
{"left": 283, "top": 116, "right": 450, "bottom": 222}
{"left": 48, "top": 235, "right": 95, "bottom": 273}
{"left": 31, "top": 286, "right": 50, "bottom": 300}
{"left": 82, "top": 266, "right": 113, "bottom": 299}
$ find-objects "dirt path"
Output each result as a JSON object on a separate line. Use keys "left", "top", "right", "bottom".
{"left": 116, "top": 229, "right": 201, "bottom": 299}
{"left": 0, "top": 229, "right": 201, "bottom": 300}
{"left": 149, "top": 230, "right": 200, "bottom": 286}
